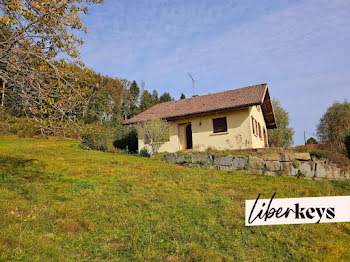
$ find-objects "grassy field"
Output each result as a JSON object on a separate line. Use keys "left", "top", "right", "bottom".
{"left": 0, "top": 136, "right": 349, "bottom": 261}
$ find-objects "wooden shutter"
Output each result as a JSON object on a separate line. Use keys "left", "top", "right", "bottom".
{"left": 258, "top": 123, "right": 262, "bottom": 138}
{"left": 213, "top": 117, "right": 227, "bottom": 133}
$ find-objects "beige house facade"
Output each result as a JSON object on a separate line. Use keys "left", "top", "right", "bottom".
{"left": 123, "top": 84, "right": 276, "bottom": 153}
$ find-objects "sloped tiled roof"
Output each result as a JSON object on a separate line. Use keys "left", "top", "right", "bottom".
{"left": 123, "top": 83, "right": 276, "bottom": 128}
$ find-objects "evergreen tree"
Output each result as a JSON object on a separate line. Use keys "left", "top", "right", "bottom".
{"left": 159, "top": 92, "right": 173, "bottom": 103}
{"left": 151, "top": 90, "right": 159, "bottom": 106}
{"left": 130, "top": 80, "right": 140, "bottom": 104}
{"left": 139, "top": 90, "right": 153, "bottom": 112}
{"left": 306, "top": 137, "right": 318, "bottom": 145}
{"left": 180, "top": 93, "right": 186, "bottom": 99}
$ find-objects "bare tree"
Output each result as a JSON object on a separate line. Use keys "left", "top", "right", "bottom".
{"left": 136, "top": 117, "right": 170, "bottom": 156}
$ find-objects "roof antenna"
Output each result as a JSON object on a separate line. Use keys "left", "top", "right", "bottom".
{"left": 188, "top": 73, "right": 196, "bottom": 96}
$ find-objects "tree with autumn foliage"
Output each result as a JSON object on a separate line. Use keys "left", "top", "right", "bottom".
{"left": 267, "top": 99, "right": 294, "bottom": 147}
{"left": 0, "top": 0, "right": 103, "bottom": 133}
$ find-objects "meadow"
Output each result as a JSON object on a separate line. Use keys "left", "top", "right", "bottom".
{"left": 0, "top": 136, "right": 349, "bottom": 261}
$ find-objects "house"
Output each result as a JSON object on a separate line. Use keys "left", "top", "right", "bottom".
{"left": 123, "top": 83, "right": 277, "bottom": 152}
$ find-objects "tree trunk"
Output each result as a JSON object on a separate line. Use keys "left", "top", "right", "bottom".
{"left": 1, "top": 80, "right": 5, "bottom": 108}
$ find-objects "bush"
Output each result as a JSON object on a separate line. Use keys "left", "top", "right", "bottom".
{"left": 296, "top": 170, "right": 306, "bottom": 179}
{"left": 310, "top": 149, "right": 330, "bottom": 159}
{"left": 310, "top": 149, "right": 350, "bottom": 170}
{"left": 295, "top": 146, "right": 308, "bottom": 152}
{"left": 0, "top": 114, "right": 82, "bottom": 138}
{"left": 0, "top": 115, "right": 42, "bottom": 137}
{"left": 113, "top": 129, "right": 138, "bottom": 152}
{"left": 81, "top": 133, "right": 108, "bottom": 152}
{"left": 139, "top": 147, "right": 150, "bottom": 157}
{"left": 292, "top": 160, "right": 300, "bottom": 169}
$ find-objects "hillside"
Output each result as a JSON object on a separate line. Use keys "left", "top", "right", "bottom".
{"left": 0, "top": 136, "right": 349, "bottom": 261}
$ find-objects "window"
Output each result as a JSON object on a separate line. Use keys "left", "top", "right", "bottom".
{"left": 213, "top": 117, "right": 227, "bottom": 133}
{"left": 251, "top": 116, "right": 255, "bottom": 135}
{"left": 258, "top": 123, "right": 262, "bottom": 138}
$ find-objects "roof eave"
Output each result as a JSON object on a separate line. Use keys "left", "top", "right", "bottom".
{"left": 122, "top": 102, "right": 261, "bottom": 125}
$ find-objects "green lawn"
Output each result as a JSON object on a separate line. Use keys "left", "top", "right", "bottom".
{"left": 0, "top": 136, "right": 349, "bottom": 261}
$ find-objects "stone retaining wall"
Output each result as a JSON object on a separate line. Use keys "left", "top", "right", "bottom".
{"left": 163, "top": 152, "right": 350, "bottom": 179}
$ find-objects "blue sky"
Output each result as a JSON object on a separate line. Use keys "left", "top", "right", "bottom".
{"left": 79, "top": 0, "right": 350, "bottom": 145}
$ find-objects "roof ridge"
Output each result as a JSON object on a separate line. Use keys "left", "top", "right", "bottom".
{"left": 154, "top": 83, "right": 267, "bottom": 106}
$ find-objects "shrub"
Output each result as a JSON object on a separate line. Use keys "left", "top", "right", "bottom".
{"left": 113, "top": 129, "right": 138, "bottom": 152}
{"left": 0, "top": 115, "right": 42, "bottom": 137}
{"left": 0, "top": 114, "right": 82, "bottom": 138}
{"left": 81, "top": 133, "right": 108, "bottom": 152}
{"left": 310, "top": 149, "right": 330, "bottom": 159}
{"left": 310, "top": 149, "right": 350, "bottom": 170}
{"left": 296, "top": 170, "right": 306, "bottom": 179}
{"left": 295, "top": 146, "right": 308, "bottom": 152}
{"left": 292, "top": 160, "right": 300, "bottom": 169}
{"left": 139, "top": 147, "right": 150, "bottom": 157}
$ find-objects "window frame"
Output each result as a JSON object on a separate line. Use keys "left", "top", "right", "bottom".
{"left": 212, "top": 117, "right": 228, "bottom": 133}
{"left": 258, "top": 122, "right": 262, "bottom": 139}
{"left": 251, "top": 116, "right": 255, "bottom": 135}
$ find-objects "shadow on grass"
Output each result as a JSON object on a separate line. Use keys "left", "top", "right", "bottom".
{"left": 0, "top": 155, "right": 44, "bottom": 182}
{"left": 0, "top": 155, "right": 37, "bottom": 169}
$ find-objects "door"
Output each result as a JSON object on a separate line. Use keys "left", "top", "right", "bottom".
{"left": 178, "top": 123, "right": 192, "bottom": 150}
{"left": 186, "top": 124, "right": 193, "bottom": 149}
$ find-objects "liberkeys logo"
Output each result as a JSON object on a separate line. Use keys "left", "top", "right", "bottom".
{"left": 245, "top": 193, "right": 350, "bottom": 226}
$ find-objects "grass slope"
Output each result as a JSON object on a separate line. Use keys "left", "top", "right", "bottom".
{"left": 0, "top": 136, "right": 349, "bottom": 261}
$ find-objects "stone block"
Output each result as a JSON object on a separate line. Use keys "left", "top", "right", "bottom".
{"left": 248, "top": 156, "right": 265, "bottom": 169}
{"left": 281, "top": 162, "right": 297, "bottom": 176}
{"left": 214, "top": 155, "right": 233, "bottom": 166}
{"left": 294, "top": 153, "right": 311, "bottom": 161}
{"left": 315, "top": 163, "right": 327, "bottom": 178}
{"left": 280, "top": 152, "right": 294, "bottom": 162}
{"left": 262, "top": 153, "right": 281, "bottom": 161}
{"left": 299, "top": 162, "right": 314, "bottom": 177}
{"left": 163, "top": 153, "right": 177, "bottom": 163}
{"left": 176, "top": 153, "right": 187, "bottom": 164}
{"left": 265, "top": 161, "right": 281, "bottom": 171}
{"left": 191, "top": 154, "right": 212, "bottom": 165}
{"left": 232, "top": 157, "right": 248, "bottom": 169}
{"left": 327, "top": 165, "right": 342, "bottom": 179}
